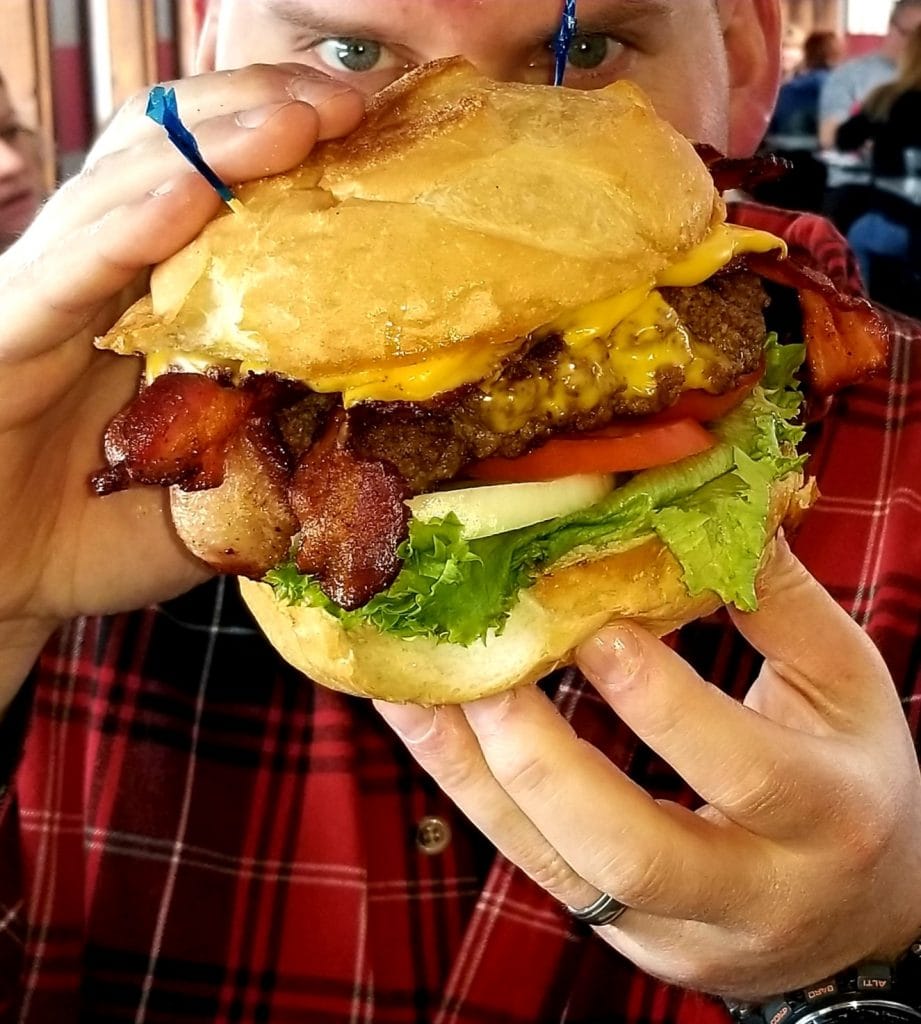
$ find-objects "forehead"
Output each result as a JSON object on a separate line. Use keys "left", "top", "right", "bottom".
{"left": 258, "top": 0, "right": 679, "bottom": 32}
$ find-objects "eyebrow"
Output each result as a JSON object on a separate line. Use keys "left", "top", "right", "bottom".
{"left": 564, "top": 0, "right": 674, "bottom": 37}
{"left": 262, "top": 0, "right": 396, "bottom": 38}
{"left": 263, "top": 0, "right": 674, "bottom": 42}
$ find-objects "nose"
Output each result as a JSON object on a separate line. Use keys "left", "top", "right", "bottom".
{"left": 0, "top": 135, "right": 27, "bottom": 178}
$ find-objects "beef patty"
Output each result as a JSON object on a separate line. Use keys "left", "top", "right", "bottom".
{"left": 345, "top": 271, "right": 768, "bottom": 492}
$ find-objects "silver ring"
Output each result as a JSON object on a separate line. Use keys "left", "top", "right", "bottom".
{"left": 566, "top": 892, "right": 628, "bottom": 926}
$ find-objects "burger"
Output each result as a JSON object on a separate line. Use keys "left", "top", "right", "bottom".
{"left": 91, "top": 58, "right": 887, "bottom": 705}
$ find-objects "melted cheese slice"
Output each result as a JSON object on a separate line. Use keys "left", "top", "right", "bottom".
{"left": 145, "top": 222, "right": 785, "bottom": 402}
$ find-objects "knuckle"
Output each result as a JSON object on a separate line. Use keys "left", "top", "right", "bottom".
{"left": 410, "top": 721, "right": 481, "bottom": 791}
{"left": 720, "top": 767, "right": 799, "bottom": 823}
{"left": 117, "top": 86, "right": 153, "bottom": 125}
{"left": 221, "top": 63, "right": 310, "bottom": 102}
{"left": 227, "top": 62, "right": 288, "bottom": 95}
{"left": 599, "top": 846, "right": 670, "bottom": 909}
{"left": 836, "top": 797, "right": 900, "bottom": 873}
{"left": 527, "top": 850, "right": 584, "bottom": 898}
{"left": 489, "top": 748, "right": 551, "bottom": 799}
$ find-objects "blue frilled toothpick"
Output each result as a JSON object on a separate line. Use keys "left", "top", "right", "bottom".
{"left": 146, "top": 86, "right": 244, "bottom": 212}
{"left": 553, "top": 0, "right": 578, "bottom": 86}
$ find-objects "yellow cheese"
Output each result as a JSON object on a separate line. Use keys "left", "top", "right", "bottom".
{"left": 478, "top": 291, "right": 715, "bottom": 435}
{"left": 144, "top": 350, "right": 234, "bottom": 382}
{"left": 309, "top": 340, "right": 523, "bottom": 406}
{"left": 656, "top": 222, "right": 785, "bottom": 288}
{"left": 543, "top": 223, "right": 784, "bottom": 348}
{"left": 144, "top": 221, "right": 785, "bottom": 399}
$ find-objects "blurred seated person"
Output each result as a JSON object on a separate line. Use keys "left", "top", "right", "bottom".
{"left": 819, "top": 0, "right": 921, "bottom": 232}
{"left": 836, "top": 23, "right": 921, "bottom": 301}
{"left": 818, "top": 0, "right": 921, "bottom": 150}
{"left": 780, "top": 22, "right": 805, "bottom": 83}
{"left": 770, "top": 31, "right": 843, "bottom": 137}
{"left": 836, "top": 24, "right": 921, "bottom": 178}
{"left": 754, "top": 31, "right": 842, "bottom": 213}
{"left": 0, "top": 70, "right": 43, "bottom": 252}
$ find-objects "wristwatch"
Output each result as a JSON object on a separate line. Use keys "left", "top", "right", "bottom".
{"left": 726, "top": 942, "right": 921, "bottom": 1023}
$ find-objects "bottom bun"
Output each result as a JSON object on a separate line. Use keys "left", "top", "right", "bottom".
{"left": 239, "top": 474, "right": 812, "bottom": 706}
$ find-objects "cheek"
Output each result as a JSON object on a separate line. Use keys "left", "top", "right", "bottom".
{"left": 636, "top": 69, "right": 730, "bottom": 151}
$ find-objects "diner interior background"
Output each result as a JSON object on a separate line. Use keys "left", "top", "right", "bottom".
{"left": 0, "top": 0, "right": 918, "bottom": 315}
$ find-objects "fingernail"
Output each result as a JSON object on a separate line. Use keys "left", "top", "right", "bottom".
{"left": 236, "top": 101, "right": 293, "bottom": 128}
{"left": 374, "top": 700, "right": 436, "bottom": 742}
{"left": 752, "top": 533, "right": 798, "bottom": 605}
{"left": 576, "top": 625, "right": 643, "bottom": 690}
{"left": 461, "top": 691, "right": 513, "bottom": 735}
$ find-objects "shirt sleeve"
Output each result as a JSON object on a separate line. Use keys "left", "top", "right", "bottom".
{"left": 0, "top": 672, "right": 32, "bottom": 1015}
{"left": 0, "top": 670, "right": 35, "bottom": 807}
{"left": 818, "top": 64, "right": 857, "bottom": 125}
{"left": 835, "top": 111, "right": 873, "bottom": 153}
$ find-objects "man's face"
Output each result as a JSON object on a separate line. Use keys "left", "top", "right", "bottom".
{"left": 0, "top": 84, "right": 42, "bottom": 242}
{"left": 208, "top": 0, "right": 748, "bottom": 152}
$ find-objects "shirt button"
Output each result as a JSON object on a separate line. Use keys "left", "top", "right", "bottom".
{"left": 416, "top": 815, "right": 451, "bottom": 855}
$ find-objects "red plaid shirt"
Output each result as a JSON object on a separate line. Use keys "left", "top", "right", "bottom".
{"left": 2, "top": 204, "right": 920, "bottom": 1024}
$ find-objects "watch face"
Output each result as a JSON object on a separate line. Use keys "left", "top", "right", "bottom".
{"left": 798, "top": 1002, "right": 921, "bottom": 1023}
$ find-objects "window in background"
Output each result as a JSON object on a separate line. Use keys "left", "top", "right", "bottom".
{"left": 847, "top": 0, "right": 896, "bottom": 34}
{"left": 0, "top": 0, "right": 198, "bottom": 187}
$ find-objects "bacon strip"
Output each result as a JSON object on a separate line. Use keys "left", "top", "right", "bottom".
{"left": 693, "top": 144, "right": 791, "bottom": 193}
{"left": 91, "top": 373, "right": 252, "bottom": 495}
{"left": 745, "top": 253, "right": 890, "bottom": 394}
{"left": 169, "top": 422, "right": 298, "bottom": 579}
{"left": 288, "top": 441, "right": 410, "bottom": 611}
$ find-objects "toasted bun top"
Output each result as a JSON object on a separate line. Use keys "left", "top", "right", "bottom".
{"left": 100, "top": 58, "right": 720, "bottom": 388}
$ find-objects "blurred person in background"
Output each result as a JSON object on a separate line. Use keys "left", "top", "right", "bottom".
{"left": 836, "top": 22, "right": 921, "bottom": 302}
{"left": 819, "top": 0, "right": 921, "bottom": 232}
{"left": 0, "top": 70, "right": 42, "bottom": 251}
{"left": 837, "top": 22, "right": 921, "bottom": 177}
{"left": 780, "top": 21, "right": 806, "bottom": 82}
{"left": 758, "top": 32, "right": 842, "bottom": 213}
{"left": 770, "top": 30, "right": 844, "bottom": 135}
{"left": 818, "top": 0, "right": 921, "bottom": 149}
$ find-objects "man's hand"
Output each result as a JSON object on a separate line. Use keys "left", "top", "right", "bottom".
{"left": 0, "top": 65, "right": 363, "bottom": 701}
{"left": 375, "top": 539, "right": 921, "bottom": 1001}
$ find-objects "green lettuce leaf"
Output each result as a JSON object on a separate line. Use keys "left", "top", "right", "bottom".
{"left": 266, "top": 334, "right": 806, "bottom": 645}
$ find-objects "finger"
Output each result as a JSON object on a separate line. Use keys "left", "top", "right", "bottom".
{"left": 730, "top": 537, "right": 898, "bottom": 723}
{"left": 0, "top": 86, "right": 360, "bottom": 370}
{"left": 461, "top": 685, "right": 769, "bottom": 922}
{"left": 87, "top": 63, "right": 362, "bottom": 163}
{"left": 29, "top": 88, "right": 361, "bottom": 249}
{"left": 575, "top": 621, "right": 849, "bottom": 836}
{"left": 0, "top": 174, "right": 222, "bottom": 372}
{"left": 373, "top": 699, "right": 601, "bottom": 912}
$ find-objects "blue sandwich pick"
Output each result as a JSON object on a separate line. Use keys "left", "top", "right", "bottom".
{"left": 146, "top": 85, "right": 243, "bottom": 212}
{"left": 553, "top": 0, "right": 578, "bottom": 86}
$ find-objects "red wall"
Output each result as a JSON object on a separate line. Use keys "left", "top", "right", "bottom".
{"left": 846, "top": 34, "right": 885, "bottom": 57}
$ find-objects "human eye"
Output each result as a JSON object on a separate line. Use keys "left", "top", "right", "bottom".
{"left": 527, "top": 30, "right": 630, "bottom": 88}
{"left": 0, "top": 123, "right": 23, "bottom": 145}
{"left": 564, "top": 32, "right": 625, "bottom": 72}
{"left": 310, "top": 37, "right": 405, "bottom": 76}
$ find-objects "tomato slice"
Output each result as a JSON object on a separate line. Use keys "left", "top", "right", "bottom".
{"left": 650, "top": 367, "right": 762, "bottom": 425}
{"left": 557, "top": 369, "right": 762, "bottom": 442}
{"left": 466, "top": 418, "right": 716, "bottom": 482}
